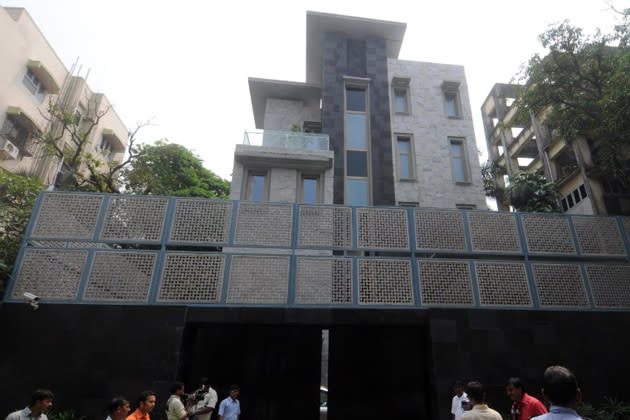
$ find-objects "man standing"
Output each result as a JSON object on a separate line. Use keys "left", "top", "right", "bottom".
{"left": 506, "top": 377, "right": 547, "bottom": 420}
{"left": 461, "top": 381, "right": 502, "bottom": 420}
{"left": 5, "top": 390, "right": 54, "bottom": 420}
{"left": 167, "top": 383, "right": 188, "bottom": 420}
{"left": 531, "top": 366, "right": 583, "bottom": 420}
{"left": 218, "top": 385, "right": 240, "bottom": 420}
{"left": 188, "top": 377, "right": 217, "bottom": 420}
{"left": 126, "top": 391, "right": 156, "bottom": 420}
{"left": 106, "top": 396, "right": 130, "bottom": 420}
{"left": 452, "top": 380, "right": 470, "bottom": 420}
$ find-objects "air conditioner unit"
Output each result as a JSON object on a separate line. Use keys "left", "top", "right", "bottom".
{"left": 0, "top": 137, "right": 20, "bottom": 160}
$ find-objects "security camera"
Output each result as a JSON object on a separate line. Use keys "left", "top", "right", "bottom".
{"left": 23, "top": 292, "right": 40, "bottom": 310}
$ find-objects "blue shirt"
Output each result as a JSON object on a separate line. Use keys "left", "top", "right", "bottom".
{"left": 531, "top": 406, "right": 582, "bottom": 420}
{"left": 218, "top": 397, "right": 240, "bottom": 420}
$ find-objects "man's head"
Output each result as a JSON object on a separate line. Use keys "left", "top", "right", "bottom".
{"left": 228, "top": 384, "right": 240, "bottom": 400}
{"left": 137, "top": 391, "right": 157, "bottom": 414}
{"left": 542, "top": 366, "right": 580, "bottom": 408}
{"left": 30, "top": 389, "right": 54, "bottom": 413}
{"left": 108, "top": 396, "right": 131, "bottom": 419}
{"left": 506, "top": 377, "right": 525, "bottom": 402}
{"left": 453, "top": 380, "right": 465, "bottom": 397}
{"left": 170, "top": 382, "right": 185, "bottom": 396}
{"left": 466, "top": 381, "right": 485, "bottom": 406}
{"left": 199, "top": 377, "right": 211, "bottom": 391}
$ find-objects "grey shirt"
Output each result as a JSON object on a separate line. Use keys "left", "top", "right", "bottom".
{"left": 6, "top": 408, "right": 48, "bottom": 420}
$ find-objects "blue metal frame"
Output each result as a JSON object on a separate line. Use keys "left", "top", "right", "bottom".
{"left": 4, "top": 192, "right": 630, "bottom": 312}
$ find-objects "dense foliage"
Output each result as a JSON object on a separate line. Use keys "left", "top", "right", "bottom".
{"left": 517, "top": 11, "right": 630, "bottom": 186}
{"left": 504, "top": 171, "right": 562, "bottom": 212}
{"left": 0, "top": 169, "right": 43, "bottom": 295}
{"left": 121, "top": 140, "right": 230, "bottom": 199}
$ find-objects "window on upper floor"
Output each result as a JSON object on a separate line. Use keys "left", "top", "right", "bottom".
{"left": 22, "top": 68, "right": 47, "bottom": 102}
{"left": 391, "top": 77, "right": 410, "bottom": 115}
{"left": 442, "top": 81, "right": 462, "bottom": 118}
{"left": 396, "top": 135, "right": 414, "bottom": 180}
{"left": 456, "top": 203, "right": 477, "bottom": 210}
{"left": 561, "top": 184, "right": 588, "bottom": 211}
{"left": 300, "top": 174, "right": 320, "bottom": 204}
{"left": 0, "top": 117, "right": 29, "bottom": 149}
{"left": 245, "top": 170, "right": 268, "bottom": 202}
{"left": 449, "top": 137, "right": 470, "bottom": 183}
{"left": 345, "top": 80, "right": 371, "bottom": 206}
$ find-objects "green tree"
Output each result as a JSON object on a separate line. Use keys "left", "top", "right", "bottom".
{"left": 121, "top": 140, "right": 230, "bottom": 199}
{"left": 517, "top": 11, "right": 630, "bottom": 186}
{"left": 504, "top": 171, "right": 562, "bottom": 212}
{"left": 0, "top": 169, "right": 43, "bottom": 295}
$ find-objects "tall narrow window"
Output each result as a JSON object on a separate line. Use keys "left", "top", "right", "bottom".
{"left": 391, "top": 77, "right": 410, "bottom": 115}
{"left": 22, "top": 68, "right": 46, "bottom": 102}
{"left": 301, "top": 175, "right": 320, "bottom": 204}
{"left": 345, "top": 82, "right": 370, "bottom": 206}
{"left": 245, "top": 171, "right": 268, "bottom": 201}
{"left": 442, "top": 81, "right": 461, "bottom": 118}
{"left": 449, "top": 138, "right": 469, "bottom": 183}
{"left": 396, "top": 135, "right": 414, "bottom": 180}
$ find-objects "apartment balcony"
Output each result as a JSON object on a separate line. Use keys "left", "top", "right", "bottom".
{"left": 243, "top": 130, "right": 329, "bottom": 151}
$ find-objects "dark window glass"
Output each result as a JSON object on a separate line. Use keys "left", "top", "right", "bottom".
{"left": 579, "top": 184, "right": 587, "bottom": 198}
{"left": 346, "top": 88, "right": 366, "bottom": 112}
{"left": 567, "top": 194, "right": 574, "bottom": 207}
{"left": 573, "top": 190, "right": 581, "bottom": 203}
{"left": 347, "top": 151, "right": 368, "bottom": 177}
{"left": 561, "top": 198, "right": 568, "bottom": 211}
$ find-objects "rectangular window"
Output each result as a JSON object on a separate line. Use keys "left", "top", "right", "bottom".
{"left": 456, "top": 204, "right": 477, "bottom": 210}
{"left": 22, "top": 68, "right": 46, "bottom": 102}
{"left": 345, "top": 82, "right": 371, "bottom": 205}
{"left": 245, "top": 171, "right": 268, "bottom": 201}
{"left": 394, "top": 89, "right": 408, "bottom": 113}
{"left": 442, "top": 81, "right": 461, "bottom": 118}
{"left": 396, "top": 135, "right": 414, "bottom": 180}
{"left": 301, "top": 175, "right": 320, "bottom": 204}
{"left": 449, "top": 138, "right": 469, "bottom": 183}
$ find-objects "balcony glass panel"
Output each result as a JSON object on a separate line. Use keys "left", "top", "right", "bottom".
{"left": 243, "top": 130, "right": 329, "bottom": 151}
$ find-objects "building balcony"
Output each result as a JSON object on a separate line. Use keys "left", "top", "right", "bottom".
{"left": 243, "top": 130, "right": 329, "bottom": 151}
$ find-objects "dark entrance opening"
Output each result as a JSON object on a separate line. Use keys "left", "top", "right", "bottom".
{"left": 180, "top": 324, "right": 322, "bottom": 420}
{"left": 328, "top": 325, "right": 430, "bottom": 420}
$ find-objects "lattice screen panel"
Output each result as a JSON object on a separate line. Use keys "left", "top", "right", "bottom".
{"left": 233, "top": 203, "right": 293, "bottom": 247}
{"left": 83, "top": 251, "right": 157, "bottom": 301}
{"left": 298, "top": 206, "right": 352, "bottom": 248}
{"left": 475, "top": 262, "right": 532, "bottom": 306}
{"left": 99, "top": 196, "right": 169, "bottom": 242}
{"left": 415, "top": 210, "right": 467, "bottom": 251}
{"left": 11, "top": 249, "right": 87, "bottom": 300}
{"left": 358, "top": 259, "right": 414, "bottom": 305}
{"left": 169, "top": 199, "right": 232, "bottom": 244}
{"left": 227, "top": 255, "right": 290, "bottom": 304}
{"left": 157, "top": 253, "right": 225, "bottom": 303}
{"left": 357, "top": 208, "right": 409, "bottom": 249}
{"left": 532, "top": 263, "right": 588, "bottom": 307}
{"left": 418, "top": 260, "right": 473, "bottom": 306}
{"left": 521, "top": 214, "right": 577, "bottom": 255}
{"left": 623, "top": 217, "right": 630, "bottom": 243}
{"left": 295, "top": 257, "right": 352, "bottom": 304}
{"left": 585, "top": 264, "right": 630, "bottom": 308}
{"left": 32, "top": 193, "right": 104, "bottom": 239}
{"left": 468, "top": 212, "right": 522, "bottom": 253}
{"left": 572, "top": 216, "right": 626, "bottom": 256}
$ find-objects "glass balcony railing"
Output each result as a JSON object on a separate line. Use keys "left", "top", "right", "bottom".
{"left": 243, "top": 130, "right": 329, "bottom": 151}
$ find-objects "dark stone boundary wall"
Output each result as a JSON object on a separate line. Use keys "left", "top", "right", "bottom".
{"left": 428, "top": 309, "right": 630, "bottom": 420}
{"left": 0, "top": 304, "right": 187, "bottom": 420}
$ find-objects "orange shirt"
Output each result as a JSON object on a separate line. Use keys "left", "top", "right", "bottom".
{"left": 126, "top": 408, "right": 150, "bottom": 420}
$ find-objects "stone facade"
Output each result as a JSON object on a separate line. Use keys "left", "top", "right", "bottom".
{"left": 389, "top": 59, "right": 486, "bottom": 208}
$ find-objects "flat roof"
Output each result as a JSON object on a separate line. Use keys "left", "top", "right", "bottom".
{"left": 306, "top": 11, "right": 406, "bottom": 83}
{"left": 249, "top": 78, "right": 321, "bottom": 129}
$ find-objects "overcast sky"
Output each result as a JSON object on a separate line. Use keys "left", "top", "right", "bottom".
{"left": 3, "top": 0, "right": 627, "bottom": 180}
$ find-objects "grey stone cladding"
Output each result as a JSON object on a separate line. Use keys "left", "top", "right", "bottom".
{"left": 388, "top": 59, "right": 487, "bottom": 209}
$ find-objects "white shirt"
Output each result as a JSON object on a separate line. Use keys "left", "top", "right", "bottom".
{"left": 452, "top": 392, "right": 469, "bottom": 420}
{"left": 6, "top": 408, "right": 48, "bottom": 420}
{"left": 193, "top": 387, "right": 218, "bottom": 420}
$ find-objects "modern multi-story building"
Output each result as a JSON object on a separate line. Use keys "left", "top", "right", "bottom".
{"left": 231, "top": 11, "right": 486, "bottom": 210}
{"left": 481, "top": 82, "right": 630, "bottom": 215}
{"left": 0, "top": 6, "right": 128, "bottom": 187}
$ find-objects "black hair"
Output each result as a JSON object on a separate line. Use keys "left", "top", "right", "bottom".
{"left": 543, "top": 366, "right": 578, "bottom": 405}
{"left": 108, "top": 396, "right": 128, "bottom": 414}
{"left": 507, "top": 377, "right": 525, "bottom": 392}
{"left": 200, "top": 377, "right": 210, "bottom": 386}
{"left": 170, "top": 382, "right": 185, "bottom": 395}
{"left": 454, "top": 380, "right": 465, "bottom": 387}
{"left": 466, "top": 381, "right": 485, "bottom": 403}
{"left": 229, "top": 384, "right": 240, "bottom": 392}
{"left": 138, "top": 390, "right": 156, "bottom": 404}
{"left": 30, "top": 389, "right": 54, "bottom": 406}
